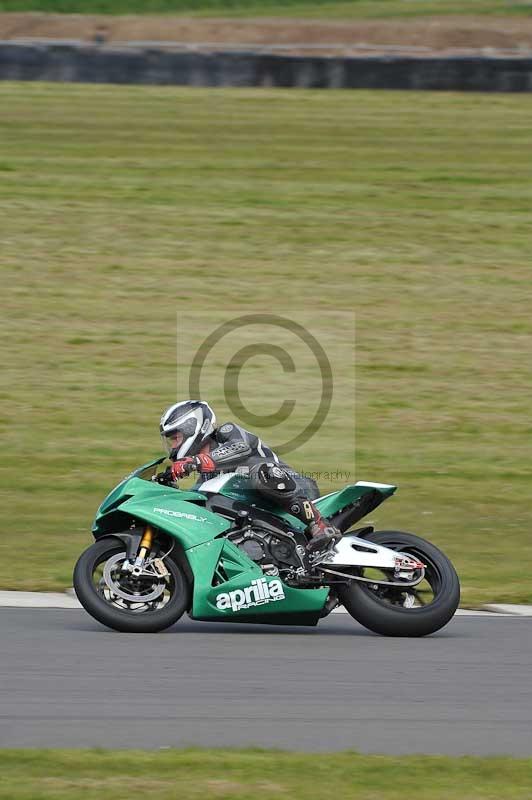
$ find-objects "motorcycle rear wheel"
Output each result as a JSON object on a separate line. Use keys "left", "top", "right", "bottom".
{"left": 337, "top": 530, "right": 460, "bottom": 637}
{"left": 73, "top": 538, "right": 190, "bottom": 633}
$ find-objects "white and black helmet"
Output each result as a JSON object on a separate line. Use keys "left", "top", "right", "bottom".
{"left": 159, "top": 400, "right": 216, "bottom": 460}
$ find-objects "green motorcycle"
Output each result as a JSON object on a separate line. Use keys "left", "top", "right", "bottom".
{"left": 73, "top": 457, "right": 460, "bottom": 636}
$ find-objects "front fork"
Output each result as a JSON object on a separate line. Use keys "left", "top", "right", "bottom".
{"left": 130, "top": 525, "right": 154, "bottom": 577}
{"left": 124, "top": 525, "right": 170, "bottom": 580}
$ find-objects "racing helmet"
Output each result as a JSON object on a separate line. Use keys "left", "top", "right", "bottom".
{"left": 159, "top": 400, "right": 216, "bottom": 460}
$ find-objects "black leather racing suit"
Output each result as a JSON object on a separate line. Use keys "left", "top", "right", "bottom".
{"left": 195, "top": 422, "right": 321, "bottom": 526}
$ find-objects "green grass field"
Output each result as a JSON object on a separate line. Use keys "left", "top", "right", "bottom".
{"left": 1, "top": 83, "right": 531, "bottom": 605}
{"left": 2, "top": 749, "right": 532, "bottom": 799}
{"left": 0, "top": 0, "right": 531, "bottom": 18}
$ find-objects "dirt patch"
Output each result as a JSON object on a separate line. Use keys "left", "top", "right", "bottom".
{"left": 2, "top": 12, "right": 532, "bottom": 54}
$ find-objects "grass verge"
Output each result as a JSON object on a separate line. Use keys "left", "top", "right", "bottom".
{"left": 2, "top": 749, "right": 532, "bottom": 799}
{"left": 0, "top": 0, "right": 531, "bottom": 19}
{"left": 1, "top": 83, "right": 531, "bottom": 604}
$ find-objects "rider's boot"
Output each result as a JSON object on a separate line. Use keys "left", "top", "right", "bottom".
{"left": 305, "top": 509, "right": 342, "bottom": 554}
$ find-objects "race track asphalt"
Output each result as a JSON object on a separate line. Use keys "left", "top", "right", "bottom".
{"left": 1, "top": 609, "right": 531, "bottom": 755}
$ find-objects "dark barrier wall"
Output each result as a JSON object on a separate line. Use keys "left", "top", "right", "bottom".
{"left": 1, "top": 43, "right": 532, "bottom": 91}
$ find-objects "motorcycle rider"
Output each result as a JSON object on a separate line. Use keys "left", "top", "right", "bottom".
{"left": 159, "top": 400, "right": 341, "bottom": 553}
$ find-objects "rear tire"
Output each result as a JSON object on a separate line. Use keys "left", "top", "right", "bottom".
{"left": 73, "top": 538, "right": 190, "bottom": 633}
{"left": 337, "top": 530, "right": 460, "bottom": 637}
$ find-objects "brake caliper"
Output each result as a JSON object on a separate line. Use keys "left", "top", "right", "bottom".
{"left": 152, "top": 558, "right": 170, "bottom": 578}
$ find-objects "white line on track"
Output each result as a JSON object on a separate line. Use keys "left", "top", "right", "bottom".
{"left": 0, "top": 591, "right": 529, "bottom": 615}
{"left": 0, "top": 591, "right": 80, "bottom": 609}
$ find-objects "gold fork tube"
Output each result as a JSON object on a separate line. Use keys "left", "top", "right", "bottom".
{"left": 139, "top": 525, "right": 154, "bottom": 550}
{"left": 137, "top": 525, "right": 154, "bottom": 560}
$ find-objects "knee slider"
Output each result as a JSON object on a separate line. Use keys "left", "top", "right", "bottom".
{"left": 251, "top": 462, "right": 297, "bottom": 504}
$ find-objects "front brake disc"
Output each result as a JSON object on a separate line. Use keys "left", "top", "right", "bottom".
{"left": 102, "top": 553, "right": 166, "bottom": 603}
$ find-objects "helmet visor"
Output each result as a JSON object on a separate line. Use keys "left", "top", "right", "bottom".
{"left": 162, "top": 430, "right": 185, "bottom": 456}
{"left": 160, "top": 415, "right": 199, "bottom": 458}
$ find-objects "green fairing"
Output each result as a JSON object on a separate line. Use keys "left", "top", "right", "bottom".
{"left": 215, "top": 474, "right": 307, "bottom": 532}
{"left": 119, "top": 495, "right": 231, "bottom": 549}
{"left": 94, "top": 459, "right": 396, "bottom": 539}
{"left": 315, "top": 483, "right": 397, "bottom": 518}
{"left": 187, "top": 538, "right": 329, "bottom": 624}
{"left": 92, "top": 457, "right": 211, "bottom": 538}
{"left": 89, "top": 457, "right": 395, "bottom": 627}
{"left": 216, "top": 475, "right": 396, "bottom": 523}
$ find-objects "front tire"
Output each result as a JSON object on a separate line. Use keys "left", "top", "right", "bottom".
{"left": 337, "top": 530, "right": 460, "bottom": 637}
{"left": 73, "top": 538, "right": 190, "bottom": 633}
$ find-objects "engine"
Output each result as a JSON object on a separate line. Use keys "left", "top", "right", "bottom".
{"left": 228, "top": 526, "right": 305, "bottom": 577}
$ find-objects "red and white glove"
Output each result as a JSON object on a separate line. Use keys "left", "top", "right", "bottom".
{"left": 195, "top": 452, "right": 216, "bottom": 473}
{"left": 170, "top": 453, "right": 216, "bottom": 480}
{"left": 170, "top": 457, "right": 197, "bottom": 481}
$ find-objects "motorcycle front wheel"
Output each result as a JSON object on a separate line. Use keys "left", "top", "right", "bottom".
{"left": 337, "top": 530, "right": 460, "bottom": 637}
{"left": 73, "top": 538, "right": 190, "bottom": 633}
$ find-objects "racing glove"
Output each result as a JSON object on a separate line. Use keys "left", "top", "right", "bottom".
{"left": 194, "top": 452, "right": 216, "bottom": 473}
{"left": 170, "top": 458, "right": 197, "bottom": 480}
{"left": 170, "top": 453, "right": 216, "bottom": 480}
